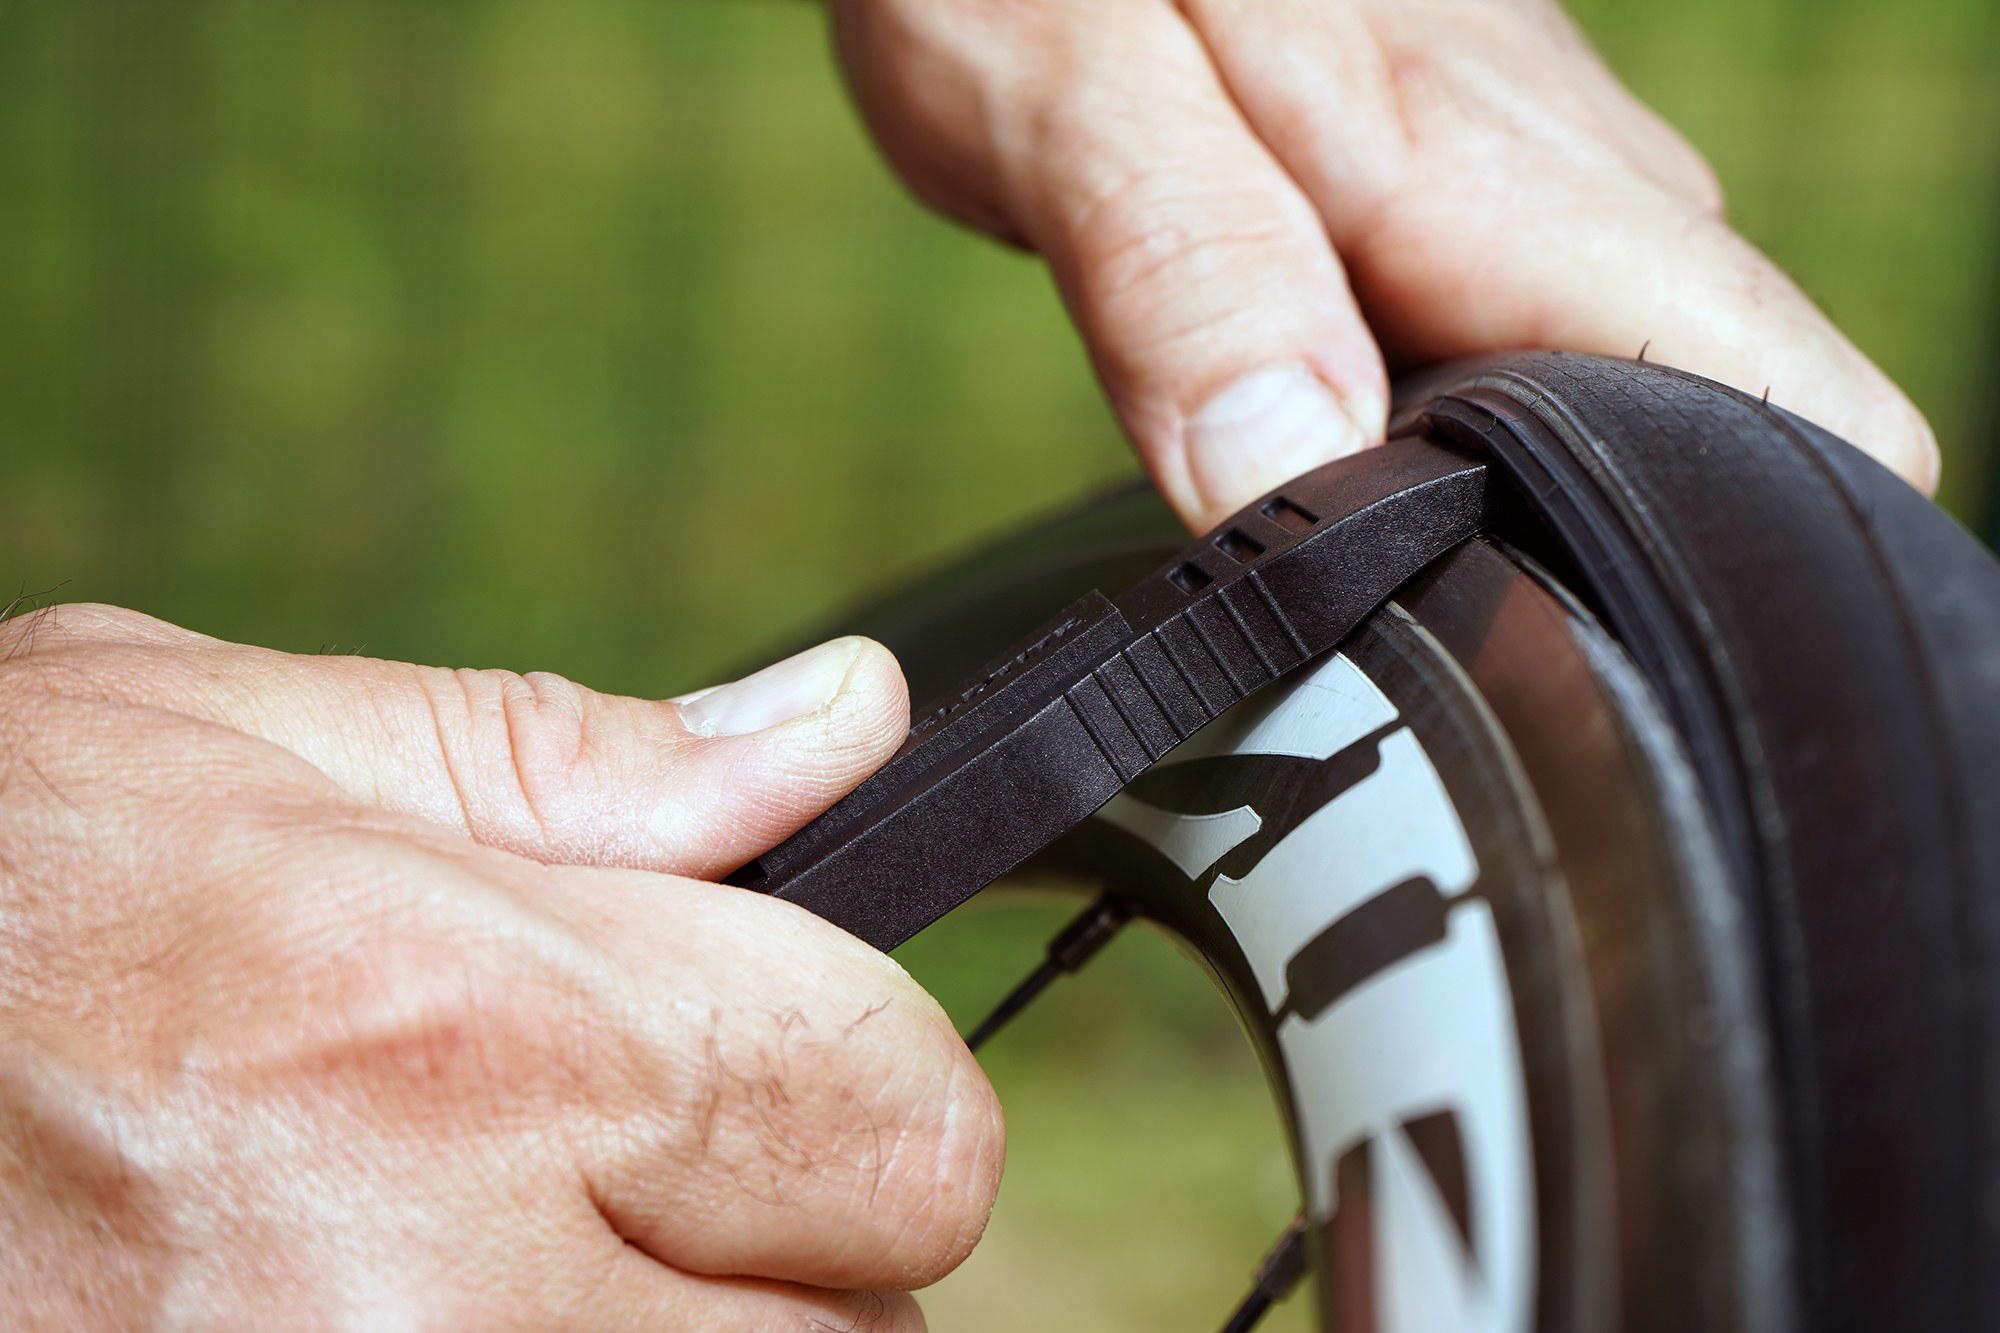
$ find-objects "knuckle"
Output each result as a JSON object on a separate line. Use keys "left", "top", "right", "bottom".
{"left": 296, "top": 876, "right": 603, "bottom": 1114}
{"left": 258, "top": 823, "right": 597, "bottom": 1016}
{"left": 0, "top": 634, "right": 106, "bottom": 721}
{"left": 832, "top": 0, "right": 1017, "bottom": 227}
{"left": 0, "top": 601, "right": 161, "bottom": 663}
{"left": 1084, "top": 191, "right": 1278, "bottom": 308}
{"left": 1357, "top": 6, "right": 1729, "bottom": 216}
{"left": 0, "top": 604, "right": 59, "bottom": 665}
{"left": 0, "top": 604, "right": 206, "bottom": 718}
{"left": 417, "top": 665, "right": 598, "bottom": 845}
{"left": 1061, "top": 169, "right": 1326, "bottom": 370}
{"left": 61, "top": 602, "right": 178, "bottom": 641}
{"left": 497, "top": 669, "right": 593, "bottom": 787}
{"left": 1065, "top": 155, "right": 1310, "bottom": 294}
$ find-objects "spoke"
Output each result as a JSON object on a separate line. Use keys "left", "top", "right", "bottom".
{"left": 1217, "top": 1214, "right": 1309, "bottom": 1333}
{"left": 963, "top": 894, "right": 1129, "bottom": 1053}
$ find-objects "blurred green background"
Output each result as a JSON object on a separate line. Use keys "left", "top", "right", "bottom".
{"left": 2, "top": 2, "right": 1994, "bottom": 1327}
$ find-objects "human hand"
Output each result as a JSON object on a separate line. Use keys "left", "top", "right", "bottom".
{"left": 832, "top": 0, "right": 1939, "bottom": 528}
{"left": 0, "top": 604, "right": 1000, "bottom": 1329}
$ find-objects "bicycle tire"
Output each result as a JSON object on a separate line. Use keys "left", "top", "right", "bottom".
{"left": 825, "top": 352, "right": 2000, "bottom": 1331}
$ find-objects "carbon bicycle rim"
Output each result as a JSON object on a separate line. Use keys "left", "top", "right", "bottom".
{"left": 831, "top": 353, "right": 2000, "bottom": 1332}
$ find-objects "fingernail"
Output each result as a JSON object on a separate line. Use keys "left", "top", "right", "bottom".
{"left": 1187, "top": 364, "right": 1370, "bottom": 525}
{"left": 677, "top": 638, "right": 866, "bottom": 738}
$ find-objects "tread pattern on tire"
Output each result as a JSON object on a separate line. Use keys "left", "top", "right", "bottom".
{"left": 1417, "top": 353, "right": 2000, "bottom": 1332}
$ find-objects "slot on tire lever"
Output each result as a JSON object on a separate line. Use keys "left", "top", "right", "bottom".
{"left": 732, "top": 439, "right": 1491, "bottom": 952}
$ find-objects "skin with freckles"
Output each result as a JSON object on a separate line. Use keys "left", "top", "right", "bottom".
{"left": 832, "top": 0, "right": 1942, "bottom": 528}
{"left": 0, "top": 605, "right": 1000, "bottom": 1329}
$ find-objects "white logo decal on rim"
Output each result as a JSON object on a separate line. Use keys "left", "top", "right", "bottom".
{"left": 1097, "top": 651, "right": 1535, "bottom": 1333}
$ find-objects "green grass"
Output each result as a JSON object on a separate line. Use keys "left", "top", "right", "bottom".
{"left": 1, "top": 2, "right": 1994, "bottom": 1327}
{"left": 901, "top": 896, "right": 1315, "bottom": 1331}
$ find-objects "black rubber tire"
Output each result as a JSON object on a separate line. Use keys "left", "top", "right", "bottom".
{"left": 1405, "top": 353, "right": 2000, "bottom": 1333}
{"left": 842, "top": 352, "right": 2000, "bottom": 1330}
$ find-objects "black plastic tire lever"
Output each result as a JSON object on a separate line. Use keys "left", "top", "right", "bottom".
{"left": 730, "top": 438, "right": 1492, "bottom": 952}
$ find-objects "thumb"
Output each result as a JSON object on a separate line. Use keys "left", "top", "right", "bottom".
{"left": 303, "top": 636, "right": 911, "bottom": 878}
{"left": 49, "top": 609, "right": 911, "bottom": 878}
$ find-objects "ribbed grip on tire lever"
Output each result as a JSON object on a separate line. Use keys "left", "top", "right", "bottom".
{"left": 728, "top": 438, "right": 1492, "bottom": 953}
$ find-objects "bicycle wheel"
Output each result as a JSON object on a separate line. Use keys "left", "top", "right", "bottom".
{"left": 828, "top": 352, "right": 2000, "bottom": 1332}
